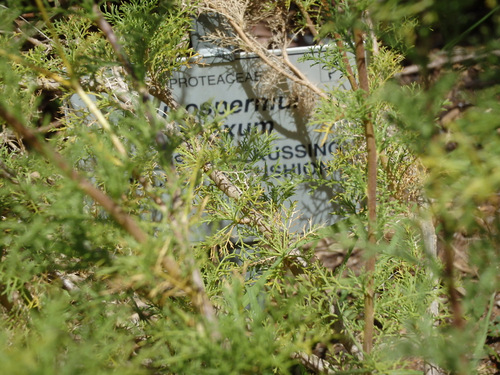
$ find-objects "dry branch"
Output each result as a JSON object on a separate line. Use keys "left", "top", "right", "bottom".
{"left": 292, "top": 352, "right": 337, "bottom": 374}
{"left": 228, "top": 17, "right": 328, "bottom": 100}
{"left": 201, "top": 0, "right": 329, "bottom": 101}
{"left": 397, "top": 48, "right": 500, "bottom": 80}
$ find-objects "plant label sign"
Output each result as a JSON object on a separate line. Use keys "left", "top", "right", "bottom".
{"left": 163, "top": 46, "right": 348, "bottom": 229}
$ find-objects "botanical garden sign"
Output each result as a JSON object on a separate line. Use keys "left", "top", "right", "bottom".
{"left": 163, "top": 46, "right": 349, "bottom": 228}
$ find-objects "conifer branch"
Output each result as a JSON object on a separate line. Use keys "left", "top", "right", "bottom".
{"left": 34, "top": 0, "right": 73, "bottom": 76}
{"left": 0, "top": 104, "right": 147, "bottom": 244}
{"left": 0, "top": 101, "right": 221, "bottom": 333}
{"left": 0, "top": 48, "right": 70, "bottom": 87}
{"left": 90, "top": 6, "right": 223, "bottom": 333}
{"left": 92, "top": 4, "right": 136, "bottom": 82}
{"left": 92, "top": 5, "right": 276, "bottom": 238}
{"left": 0, "top": 47, "right": 127, "bottom": 157}
{"left": 92, "top": 4, "right": 152, "bottom": 103}
{"left": 93, "top": 3, "right": 350, "bottom": 347}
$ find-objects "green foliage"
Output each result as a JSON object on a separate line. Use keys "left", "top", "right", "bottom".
{"left": 0, "top": 1, "right": 499, "bottom": 374}
{"left": 309, "top": 45, "right": 418, "bottom": 219}
{"left": 104, "top": 0, "right": 196, "bottom": 84}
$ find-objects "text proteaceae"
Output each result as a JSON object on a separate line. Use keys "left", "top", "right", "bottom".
{"left": 168, "top": 71, "right": 262, "bottom": 88}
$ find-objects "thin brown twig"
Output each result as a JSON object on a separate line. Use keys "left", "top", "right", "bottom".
{"left": 92, "top": 4, "right": 182, "bottom": 132}
{"left": 193, "top": 146, "right": 275, "bottom": 235}
{"left": 397, "top": 49, "right": 500, "bottom": 78}
{"left": 335, "top": 33, "right": 358, "bottom": 91}
{"left": 91, "top": 5, "right": 153, "bottom": 108}
{"left": 442, "top": 232, "right": 466, "bottom": 329}
{"left": 294, "top": 0, "right": 322, "bottom": 43}
{"left": 1, "top": 45, "right": 126, "bottom": 156}
{"left": 315, "top": 0, "right": 358, "bottom": 90}
{"left": 14, "top": 26, "right": 50, "bottom": 49}
{"left": 281, "top": 41, "right": 311, "bottom": 84}
{"left": 440, "top": 227, "right": 467, "bottom": 375}
{"left": 92, "top": 5, "right": 135, "bottom": 81}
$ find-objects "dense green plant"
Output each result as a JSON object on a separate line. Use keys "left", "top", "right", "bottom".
{"left": 0, "top": 1, "right": 498, "bottom": 374}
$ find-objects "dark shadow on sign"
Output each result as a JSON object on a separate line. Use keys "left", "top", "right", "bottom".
{"left": 228, "top": 56, "right": 339, "bottom": 228}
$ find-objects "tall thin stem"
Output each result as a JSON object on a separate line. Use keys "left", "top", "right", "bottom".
{"left": 354, "top": 27, "right": 377, "bottom": 358}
